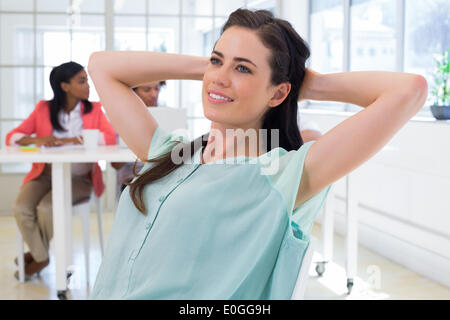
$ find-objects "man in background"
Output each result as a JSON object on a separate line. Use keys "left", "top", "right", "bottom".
{"left": 111, "top": 81, "right": 166, "bottom": 194}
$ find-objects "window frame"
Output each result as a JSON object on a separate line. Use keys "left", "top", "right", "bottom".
{"left": 307, "top": 0, "right": 435, "bottom": 118}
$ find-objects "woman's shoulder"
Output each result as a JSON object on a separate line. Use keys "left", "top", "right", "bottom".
{"left": 33, "top": 100, "right": 51, "bottom": 114}
{"left": 81, "top": 101, "right": 103, "bottom": 115}
{"left": 86, "top": 101, "right": 102, "bottom": 110}
{"left": 259, "top": 141, "right": 315, "bottom": 176}
{"left": 261, "top": 141, "right": 315, "bottom": 160}
{"left": 90, "top": 101, "right": 102, "bottom": 107}
{"left": 35, "top": 100, "right": 50, "bottom": 109}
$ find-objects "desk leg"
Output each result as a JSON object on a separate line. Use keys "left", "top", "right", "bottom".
{"left": 16, "top": 225, "right": 25, "bottom": 282}
{"left": 52, "top": 163, "right": 72, "bottom": 300}
{"left": 345, "top": 174, "right": 358, "bottom": 294}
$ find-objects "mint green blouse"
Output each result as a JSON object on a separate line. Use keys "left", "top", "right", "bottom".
{"left": 90, "top": 127, "right": 331, "bottom": 299}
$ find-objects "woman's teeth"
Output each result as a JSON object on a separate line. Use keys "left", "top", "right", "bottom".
{"left": 209, "top": 93, "right": 233, "bottom": 101}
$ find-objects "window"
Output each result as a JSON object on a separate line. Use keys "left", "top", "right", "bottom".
{"left": 350, "top": 0, "right": 396, "bottom": 113}
{"left": 350, "top": 0, "right": 396, "bottom": 72}
{"left": 308, "top": 0, "right": 448, "bottom": 117}
{"left": 0, "top": 0, "right": 105, "bottom": 172}
{"left": 309, "top": 0, "right": 344, "bottom": 111}
{"left": 310, "top": 0, "right": 344, "bottom": 74}
{"left": 113, "top": 6, "right": 180, "bottom": 109}
{"left": 405, "top": 0, "right": 450, "bottom": 117}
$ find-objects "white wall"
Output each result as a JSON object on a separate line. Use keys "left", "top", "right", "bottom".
{"left": 301, "top": 109, "right": 450, "bottom": 288}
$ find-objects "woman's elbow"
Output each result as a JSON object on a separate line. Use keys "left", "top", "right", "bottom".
{"left": 409, "top": 75, "right": 428, "bottom": 108}
{"left": 399, "top": 74, "right": 428, "bottom": 113}
{"left": 87, "top": 52, "right": 103, "bottom": 76}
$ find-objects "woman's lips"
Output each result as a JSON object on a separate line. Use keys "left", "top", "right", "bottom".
{"left": 207, "top": 90, "right": 234, "bottom": 104}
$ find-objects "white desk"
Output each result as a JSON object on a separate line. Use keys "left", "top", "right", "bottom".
{"left": 0, "top": 145, "right": 136, "bottom": 299}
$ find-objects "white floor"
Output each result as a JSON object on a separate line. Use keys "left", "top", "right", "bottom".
{"left": 0, "top": 212, "right": 449, "bottom": 300}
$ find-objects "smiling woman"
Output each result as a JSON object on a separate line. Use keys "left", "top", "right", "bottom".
{"left": 87, "top": 8, "right": 426, "bottom": 300}
{"left": 203, "top": 28, "right": 290, "bottom": 134}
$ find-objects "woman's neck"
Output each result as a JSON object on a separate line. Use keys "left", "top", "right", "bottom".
{"left": 202, "top": 122, "right": 266, "bottom": 164}
{"left": 65, "top": 95, "right": 80, "bottom": 114}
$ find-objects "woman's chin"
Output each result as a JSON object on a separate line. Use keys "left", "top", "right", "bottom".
{"left": 203, "top": 106, "right": 224, "bottom": 123}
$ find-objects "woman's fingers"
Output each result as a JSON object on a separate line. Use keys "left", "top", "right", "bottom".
{"left": 44, "top": 139, "right": 64, "bottom": 147}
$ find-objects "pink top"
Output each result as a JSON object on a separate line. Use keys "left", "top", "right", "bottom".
{"left": 5, "top": 100, "right": 117, "bottom": 197}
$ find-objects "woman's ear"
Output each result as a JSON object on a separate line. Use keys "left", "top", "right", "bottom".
{"left": 268, "top": 82, "right": 291, "bottom": 107}
{"left": 60, "top": 82, "right": 69, "bottom": 93}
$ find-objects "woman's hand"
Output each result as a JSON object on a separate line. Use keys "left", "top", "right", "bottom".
{"left": 298, "top": 68, "right": 321, "bottom": 102}
{"left": 32, "top": 136, "right": 64, "bottom": 147}
{"left": 59, "top": 137, "right": 83, "bottom": 145}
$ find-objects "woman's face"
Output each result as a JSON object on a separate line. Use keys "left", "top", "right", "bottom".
{"left": 202, "top": 26, "right": 284, "bottom": 130}
{"left": 62, "top": 69, "right": 90, "bottom": 101}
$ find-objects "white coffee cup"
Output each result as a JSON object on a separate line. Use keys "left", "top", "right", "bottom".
{"left": 82, "top": 129, "right": 100, "bottom": 150}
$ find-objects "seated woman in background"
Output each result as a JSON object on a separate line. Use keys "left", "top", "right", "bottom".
{"left": 6, "top": 61, "right": 117, "bottom": 280}
{"left": 111, "top": 81, "right": 166, "bottom": 194}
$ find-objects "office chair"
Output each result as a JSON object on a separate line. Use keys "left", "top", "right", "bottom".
{"left": 291, "top": 235, "right": 317, "bottom": 300}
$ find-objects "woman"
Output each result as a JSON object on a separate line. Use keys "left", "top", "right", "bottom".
{"left": 6, "top": 61, "right": 117, "bottom": 280}
{"left": 87, "top": 9, "right": 427, "bottom": 299}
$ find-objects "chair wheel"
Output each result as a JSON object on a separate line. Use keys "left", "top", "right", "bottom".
{"left": 347, "top": 279, "right": 354, "bottom": 295}
{"left": 66, "top": 270, "right": 74, "bottom": 286}
{"left": 315, "top": 262, "right": 326, "bottom": 276}
{"left": 57, "top": 290, "right": 67, "bottom": 300}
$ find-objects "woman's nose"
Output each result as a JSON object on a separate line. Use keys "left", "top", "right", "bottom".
{"left": 212, "top": 67, "right": 231, "bottom": 87}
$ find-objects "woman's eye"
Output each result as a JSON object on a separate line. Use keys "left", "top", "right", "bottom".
{"left": 210, "top": 57, "right": 221, "bottom": 65}
{"left": 237, "top": 65, "right": 251, "bottom": 74}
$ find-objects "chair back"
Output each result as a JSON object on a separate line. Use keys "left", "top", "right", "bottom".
{"left": 291, "top": 235, "right": 317, "bottom": 299}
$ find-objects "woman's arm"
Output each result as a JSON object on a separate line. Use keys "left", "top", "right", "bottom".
{"left": 15, "top": 135, "right": 63, "bottom": 147}
{"left": 88, "top": 51, "right": 208, "bottom": 160}
{"left": 95, "top": 104, "right": 118, "bottom": 145}
{"left": 299, "top": 69, "right": 426, "bottom": 107}
{"left": 6, "top": 104, "right": 62, "bottom": 147}
{"left": 6, "top": 107, "right": 38, "bottom": 146}
{"left": 295, "top": 70, "right": 428, "bottom": 208}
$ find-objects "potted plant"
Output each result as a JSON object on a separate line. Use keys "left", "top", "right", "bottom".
{"left": 430, "top": 48, "right": 450, "bottom": 120}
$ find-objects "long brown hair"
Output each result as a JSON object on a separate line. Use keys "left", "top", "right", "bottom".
{"left": 128, "top": 8, "right": 310, "bottom": 214}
